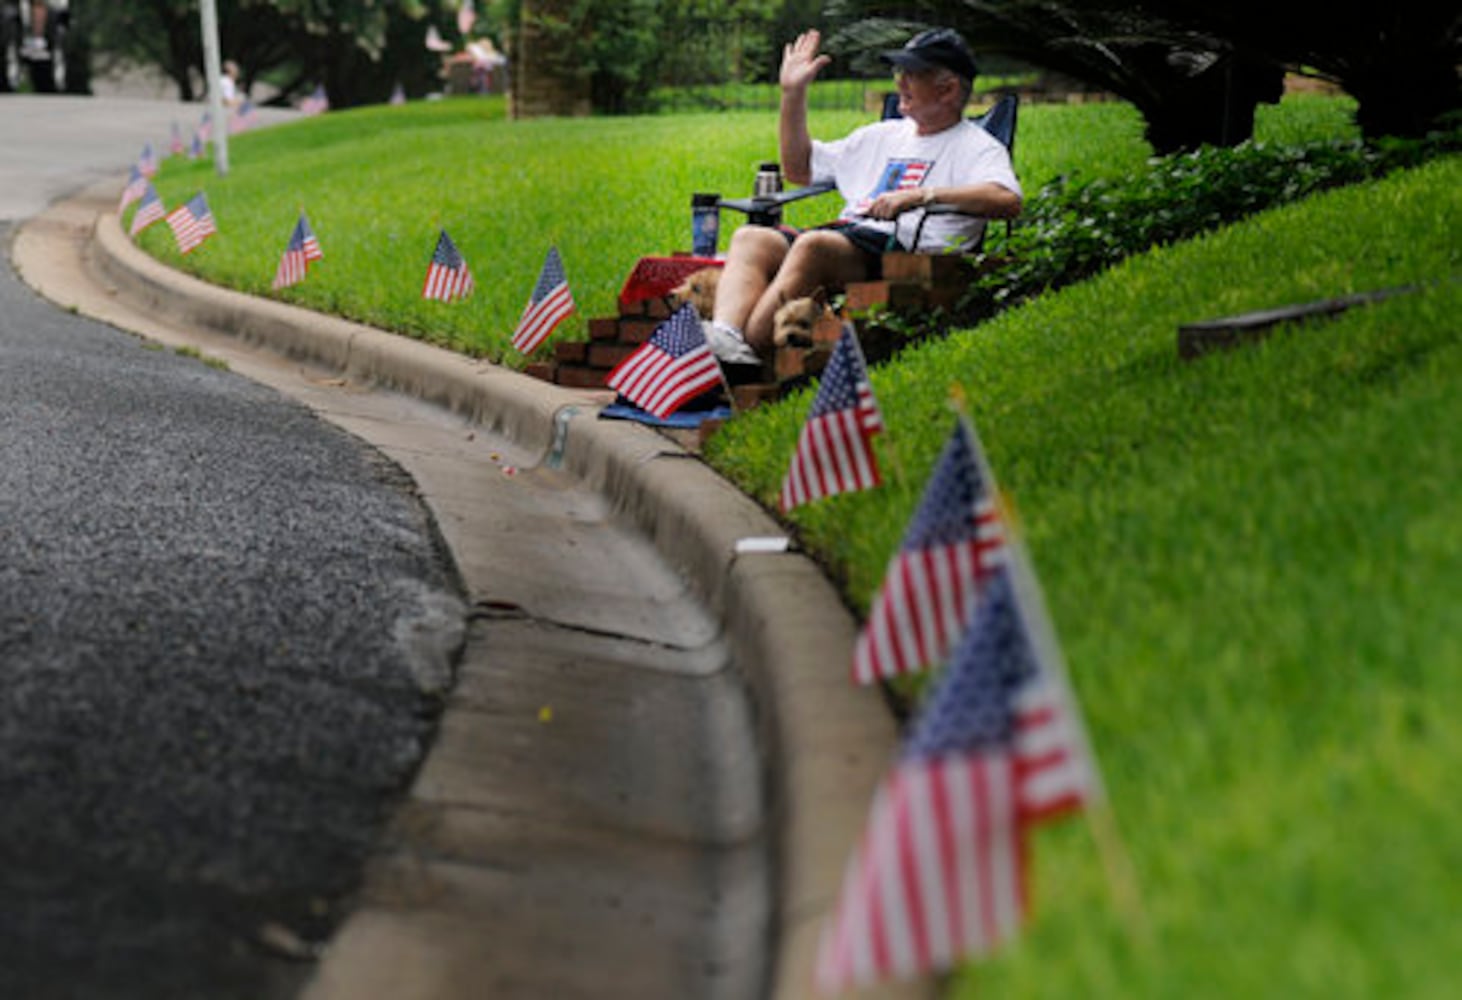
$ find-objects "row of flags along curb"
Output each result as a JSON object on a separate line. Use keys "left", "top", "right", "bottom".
{"left": 121, "top": 139, "right": 578, "bottom": 353}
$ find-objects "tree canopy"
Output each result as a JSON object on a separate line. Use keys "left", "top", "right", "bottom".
{"left": 826, "top": 0, "right": 1460, "bottom": 151}
{"left": 87, "top": 0, "right": 454, "bottom": 106}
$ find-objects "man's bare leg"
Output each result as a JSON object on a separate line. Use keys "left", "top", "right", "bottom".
{"left": 743, "top": 230, "right": 870, "bottom": 353}
{"left": 713, "top": 225, "right": 789, "bottom": 333}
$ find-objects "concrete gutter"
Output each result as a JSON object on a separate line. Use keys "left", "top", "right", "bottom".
{"left": 15, "top": 186, "right": 931, "bottom": 1000}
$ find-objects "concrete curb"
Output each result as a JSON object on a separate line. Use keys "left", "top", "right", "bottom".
{"left": 62, "top": 200, "right": 930, "bottom": 1000}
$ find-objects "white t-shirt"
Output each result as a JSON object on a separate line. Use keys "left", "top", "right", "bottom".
{"left": 810, "top": 118, "right": 1021, "bottom": 253}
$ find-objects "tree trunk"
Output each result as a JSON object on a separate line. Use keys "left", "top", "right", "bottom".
{"left": 513, "top": 0, "right": 591, "bottom": 118}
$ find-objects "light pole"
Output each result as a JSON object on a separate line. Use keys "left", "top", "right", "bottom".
{"left": 200, "top": 0, "right": 228, "bottom": 176}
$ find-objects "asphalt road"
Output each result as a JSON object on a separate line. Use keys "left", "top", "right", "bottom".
{"left": 0, "top": 97, "right": 464, "bottom": 998}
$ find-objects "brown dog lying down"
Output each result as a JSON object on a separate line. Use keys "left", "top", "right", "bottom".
{"left": 772, "top": 290, "right": 835, "bottom": 348}
{"left": 669, "top": 267, "right": 721, "bottom": 319}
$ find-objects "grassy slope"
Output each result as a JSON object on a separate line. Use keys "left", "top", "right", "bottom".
{"left": 707, "top": 157, "right": 1461, "bottom": 997}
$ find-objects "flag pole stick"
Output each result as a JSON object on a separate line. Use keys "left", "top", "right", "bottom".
{"left": 716, "top": 363, "right": 740, "bottom": 415}
{"left": 947, "top": 388, "right": 1150, "bottom": 948}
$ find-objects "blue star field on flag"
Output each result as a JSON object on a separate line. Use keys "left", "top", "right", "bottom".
{"left": 851, "top": 418, "right": 1006, "bottom": 684}
{"left": 904, "top": 568, "right": 1036, "bottom": 759}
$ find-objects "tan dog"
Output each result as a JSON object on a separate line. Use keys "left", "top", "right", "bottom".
{"left": 669, "top": 267, "right": 721, "bottom": 319}
{"left": 772, "top": 289, "right": 833, "bottom": 348}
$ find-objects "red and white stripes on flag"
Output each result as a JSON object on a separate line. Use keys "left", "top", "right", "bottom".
{"left": 512, "top": 246, "right": 575, "bottom": 355}
{"left": 272, "top": 213, "right": 324, "bottom": 290}
{"left": 1009, "top": 678, "right": 1094, "bottom": 823}
{"left": 119, "top": 167, "right": 147, "bottom": 213}
{"left": 815, "top": 753, "right": 1026, "bottom": 991}
{"left": 421, "top": 229, "right": 475, "bottom": 302}
{"left": 165, "top": 192, "right": 217, "bottom": 255}
{"left": 129, "top": 184, "right": 166, "bottom": 237}
{"left": 854, "top": 494, "right": 1004, "bottom": 684}
{"left": 780, "top": 323, "right": 884, "bottom": 511}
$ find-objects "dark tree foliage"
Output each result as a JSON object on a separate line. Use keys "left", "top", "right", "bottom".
{"left": 826, "top": 1, "right": 1460, "bottom": 152}
{"left": 86, "top": 1, "right": 454, "bottom": 107}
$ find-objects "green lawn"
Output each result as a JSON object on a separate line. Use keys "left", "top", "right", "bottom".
{"left": 128, "top": 91, "right": 1462, "bottom": 997}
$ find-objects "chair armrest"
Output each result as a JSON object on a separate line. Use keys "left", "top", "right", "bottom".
{"left": 719, "top": 180, "right": 837, "bottom": 225}
{"left": 896, "top": 203, "right": 998, "bottom": 255}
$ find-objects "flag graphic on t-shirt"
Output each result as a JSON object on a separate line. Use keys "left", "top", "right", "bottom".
{"left": 854, "top": 158, "right": 933, "bottom": 213}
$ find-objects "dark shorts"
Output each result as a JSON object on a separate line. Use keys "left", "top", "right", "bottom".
{"left": 776, "top": 220, "right": 905, "bottom": 279}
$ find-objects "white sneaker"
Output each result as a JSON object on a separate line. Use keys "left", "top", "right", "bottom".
{"left": 702, "top": 320, "right": 761, "bottom": 365}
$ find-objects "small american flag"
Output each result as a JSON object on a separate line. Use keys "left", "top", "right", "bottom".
{"left": 815, "top": 565, "right": 1094, "bottom": 994}
{"left": 272, "top": 213, "right": 324, "bottom": 290}
{"left": 421, "top": 229, "right": 475, "bottom": 302}
{"left": 607, "top": 304, "right": 723, "bottom": 418}
{"left": 852, "top": 418, "right": 1005, "bottom": 685}
{"left": 230, "top": 98, "right": 258, "bottom": 134}
{"left": 119, "top": 166, "right": 147, "bottom": 212}
{"left": 390, "top": 83, "right": 406, "bottom": 105}
{"left": 137, "top": 142, "right": 159, "bottom": 178}
{"left": 165, "top": 192, "right": 217, "bottom": 255}
{"left": 129, "top": 183, "right": 166, "bottom": 237}
{"left": 169, "top": 121, "right": 184, "bottom": 156}
{"left": 511, "top": 246, "right": 575, "bottom": 355}
{"left": 780, "top": 323, "right": 884, "bottom": 511}
{"left": 198, "top": 111, "right": 212, "bottom": 143}
{"left": 300, "top": 85, "right": 330, "bottom": 115}
{"left": 190, "top": 131, "right": 204, "bottom": 159}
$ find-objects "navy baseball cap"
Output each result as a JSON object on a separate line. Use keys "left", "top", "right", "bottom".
{"left": 881, "top": 28, "right": 979, "bottom": 81}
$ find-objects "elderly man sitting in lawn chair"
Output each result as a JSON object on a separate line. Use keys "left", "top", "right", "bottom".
{"left": 704, "top": 27, "right": 1023, "bottom": 366}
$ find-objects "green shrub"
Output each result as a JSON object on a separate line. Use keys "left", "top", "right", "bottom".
{"left": 967, "top": 129, "right": 1462, "bottom": 321}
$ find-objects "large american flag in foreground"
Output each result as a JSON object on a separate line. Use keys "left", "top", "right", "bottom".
{"left": 421, "top": 229, "right": 475, "bottom": 302}
{"left": 816, "top": 564, "right": 1095, "bottom": 994}
{"left": 165, "top": 193, "right": 217, "bottom": 255}
{"left": 780, "top": 322, "right": 883, "bottom": 511}
{"left": 128, "top": 183, "right": 166, "bottom": 237}
{"left": 852, "top": 418, "right": 1005, "bottom": 685}
{"left": 512, "top": 246, "right": 575, "bottom": 355}
{"left": 607, "top": 303, "right": 723, "bottom": 418}
{"left": 272, "top": 213, "right": 324, "bottom": 290}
